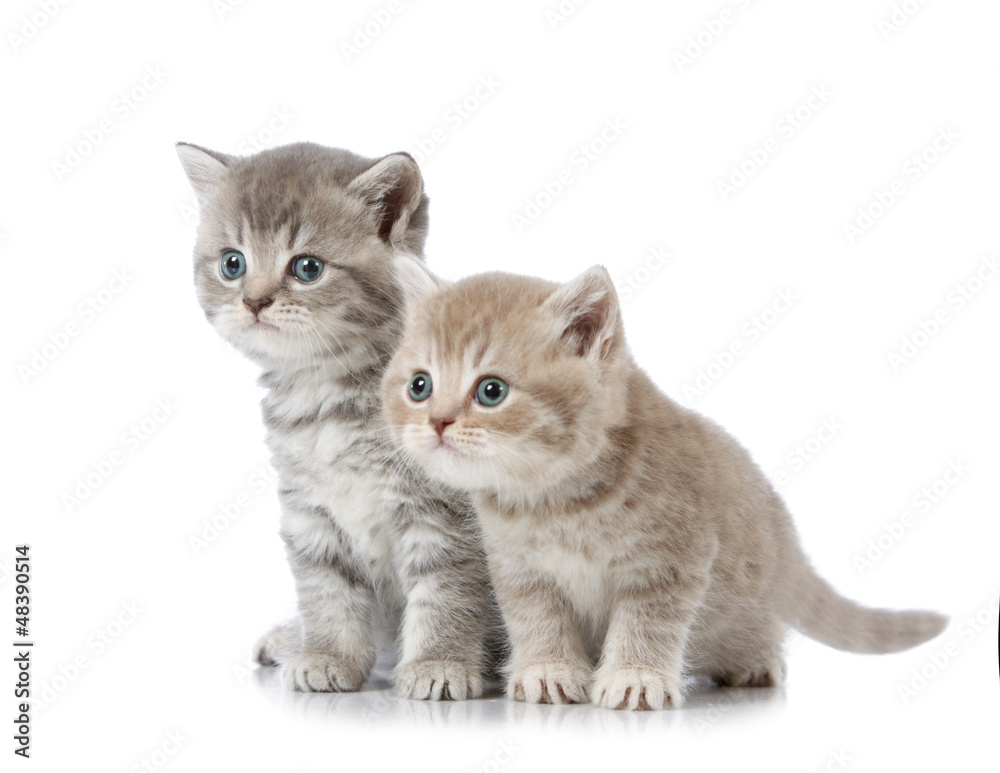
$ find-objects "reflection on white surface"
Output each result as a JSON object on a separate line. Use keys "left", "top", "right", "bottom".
{"left": 251, "top": 662, "right": 787, "bottom": 732}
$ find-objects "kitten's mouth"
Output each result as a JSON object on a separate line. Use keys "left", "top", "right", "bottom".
{"left": 432, "top": 435, "right": 464, "bottom": 457}
{"left": 247, "top": 318, "right": 280, "bottom": 332}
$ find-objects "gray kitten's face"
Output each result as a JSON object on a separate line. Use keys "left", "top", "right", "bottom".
{"left": 178, "top": 142, "right": 427, "bottom": 369}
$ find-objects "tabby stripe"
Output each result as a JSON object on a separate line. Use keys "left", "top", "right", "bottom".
{"left": 262, "top": 398, "right": 373, "bottom": 430}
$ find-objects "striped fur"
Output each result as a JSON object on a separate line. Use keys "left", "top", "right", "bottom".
{"left": 178, "top": 142, "right": 499, "bottom": 699}
{"left": 382, "top": 265, "right": 948, "bottom": 710}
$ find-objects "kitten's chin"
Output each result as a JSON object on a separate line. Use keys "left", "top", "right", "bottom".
{"left": 214, "top": 319, "right": 308, "bottom": 367}
{"left": 408, "top": 446, "right": 517, "bottom": 496}
{"left": 222, "top": 327, "right": 289, "bottom": 365}
{"left": 246, "top": 318, "right": 281, "bottom": 333}
{"left": 403, "top": 442, "right": 480, "bottom": 491}
{"left": 401, "top": 429, "right": 559, "bottom": 496}
{"left": 421, "top": 445, "right": 589, "bottom": 503}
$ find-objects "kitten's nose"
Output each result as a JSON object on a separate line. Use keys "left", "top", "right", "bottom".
{"left": 244, "top": 296, "right": 274, "bottom": 316}
{"left": 430, "top": 417, "right": 455, "bottom": 438}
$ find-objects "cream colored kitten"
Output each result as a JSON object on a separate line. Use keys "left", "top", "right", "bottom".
{"left": 381, "top": 260, "right": 947, "bottom": 711}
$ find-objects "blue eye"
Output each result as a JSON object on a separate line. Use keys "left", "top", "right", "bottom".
{"left": 220, "top": 250, "right": 246, "bottom": 280}
{"left": 408, "top": 373, "right": 432, "bottom": 402}
{"left": 475, "top": 378, "right": 509, "bottom": 407}
{"left": 291, "top": 255, "right": 324, "bottom": 283}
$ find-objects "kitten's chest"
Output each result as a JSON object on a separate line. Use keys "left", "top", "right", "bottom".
{"left": 264, "top": 383, "right": 403, "bottom": 567}
{"left": 494, "top": 514, "right": 615, "bottom": 622}
{"left": 545, "top": 544, "right": 612, "bottom": 624}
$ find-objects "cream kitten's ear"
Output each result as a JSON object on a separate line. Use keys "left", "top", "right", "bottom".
{"left": 543, "top": 265, "right": 622, "bottom": 360}
{"left": 348, "top": 153, "right": 424, "bottom": 244}
{"left": 176, "top": 142, "right": 234, "bottom": 203}
{"left": 392, "top": 254, "right": 446, "bottom": 313}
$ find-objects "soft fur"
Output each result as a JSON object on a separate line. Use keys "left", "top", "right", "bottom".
{"left": 177, "top": 141, "right": 499, "bottom": 699}
{"left": 381, "top": 263, "right": 948, "bottom": 710}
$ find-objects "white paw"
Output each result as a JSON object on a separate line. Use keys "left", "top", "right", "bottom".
{"left": 592, "top": 667, "right": 681, "bottom": 710}
{"left": 281, "top": 652, "right": 368, "bottom": 692}
{"left": 253, "top": 621, "right": 295, "bottom": 667}
{"left": 394, "top": 659, "right": 484, "bottom": 701}
{"left": 507, "top": 661, "right": 591, "bottom": 705}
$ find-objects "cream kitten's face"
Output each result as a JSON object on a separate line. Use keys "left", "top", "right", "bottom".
{"left": 382, "top": 268, "right": 627, "bottom": 497}
{"left": 178, "top": 142, "right": 427, "bottom": 369}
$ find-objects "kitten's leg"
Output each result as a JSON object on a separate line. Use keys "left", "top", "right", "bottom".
{"left": 708, "top": 614, "right": 787, "bottom": 688}
{"left": 492, "top": 559, "right": 591, "bottom": 705}
{"left": 593, "top": 566, "right": 711, "bottom": 710}
{"left": 280, "top": 505, "right": 377, "bottom": 693}
{"left": 393, "top": 502, "right": 490, "bottom": 701}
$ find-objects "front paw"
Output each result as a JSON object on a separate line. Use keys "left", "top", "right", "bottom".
{"left": 507, "top": 661, "right": 591, "bottom": 705}
{"left": 592, "top": 667, "right": 681, "bottom": 710}
{"left": 253, "top": 620, "right": 296, "bottom": 667}
{"left": 394, "top": 659, "right": 484, "bottom": 701}
{"left": 281, "top": 651, "right": 369, "bottom": 693}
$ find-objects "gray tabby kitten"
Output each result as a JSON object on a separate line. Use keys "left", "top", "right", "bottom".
{"left": 177, "top": 141, "right": 496, "bottom": 699}
{"left": 382, "top": 263, "right": 948, "bottom": 710}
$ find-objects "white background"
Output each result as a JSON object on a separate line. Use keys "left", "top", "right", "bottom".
{"left": 3, "top": 0, "right": 998, "bottom": 770}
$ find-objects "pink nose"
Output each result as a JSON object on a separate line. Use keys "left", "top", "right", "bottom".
{"left": 430, "top": 417, "right": 455, "bottom": 438}
{"left": 244, "top": 296, "right": 274, "bottom": 316}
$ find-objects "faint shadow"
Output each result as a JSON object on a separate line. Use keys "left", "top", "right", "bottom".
{"left": 252, "top": 666, "right": 787, "bottom": 731}
{"left": 252, "top": 664, "right": 510, "bottom": 727}
{"left": 675, "top": 678, "right": 788, "bottom": 735}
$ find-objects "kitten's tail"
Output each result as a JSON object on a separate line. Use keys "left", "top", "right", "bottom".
{"left": 782, "top": 561, "right": 948, "bottom": 654}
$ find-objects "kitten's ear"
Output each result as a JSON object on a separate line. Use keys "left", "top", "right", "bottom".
{"left": 176, "top": 142, "right": 234, "bottom": 202}
{"left": 392, "top": 253, "right": 445, "bottom": 313}
{"left": 542, "top": 265, "right": 621, "bottom": 360}
{"left": 347, "top": 153, "right": 424, "bottom": 244}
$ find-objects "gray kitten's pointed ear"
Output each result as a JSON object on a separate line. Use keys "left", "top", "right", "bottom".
{"left": 348, "top": 153, "right": 424, "bottom": 244}
{"left": 392, "top": 253, "right": 445, "bottom": 313}
{"left": 176, "top": 142, "right": 234, "bottom": 202}
{"left": 542, "top": 265, "right": 622, "bottom": 360}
